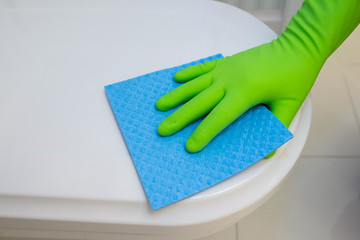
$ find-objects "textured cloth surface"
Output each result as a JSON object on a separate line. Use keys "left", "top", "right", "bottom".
{"left": 105, "top": 54, "right": 293, "bottom": 210}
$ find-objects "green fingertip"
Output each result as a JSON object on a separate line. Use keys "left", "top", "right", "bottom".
{"left": 157, "top": 122, "right": 171, "bottom": 136}
{"left": 157, "top": 120, "right": 173, "bottom": 137}
{"left": 173, "top": 71, "right": 187, "bottom": 82}
{"left": 265, "top": 150, "right": 276, "bottom": 158}
{"left": 157, "top": 117, "right": 180, "bottom": 136}
{"left": 155, "top": 97, "right": 168, "bottom": 111}
{"left": 185, "top": 138, "right": 203, "bottom": 153}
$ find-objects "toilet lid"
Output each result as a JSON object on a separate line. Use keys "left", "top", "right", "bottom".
{"left": 0, "top": 0, "right": 311, "bottom": 238}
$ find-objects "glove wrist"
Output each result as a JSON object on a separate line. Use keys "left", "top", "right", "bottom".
{"left": 275, "top": 0, "right": 360, "bottom": 67}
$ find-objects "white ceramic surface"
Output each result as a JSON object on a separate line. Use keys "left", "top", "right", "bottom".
{"left": 0, "top": 0, "right": 312, "bottom": 239}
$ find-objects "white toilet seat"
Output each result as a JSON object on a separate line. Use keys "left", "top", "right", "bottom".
{"left": 0, "top": 0, "right": 311, "bottom": 239}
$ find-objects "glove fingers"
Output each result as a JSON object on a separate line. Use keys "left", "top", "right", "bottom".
{"left": 186, "top": 96, "right": 250, "bottom": 153}
{"left": 157, "top": 86, "right": 225, "bottom": 137}
{"left": 174, "top": 59, "right": 219, "bottom": 83}
{"left": 156, "top": 74, "right": 213, "bottom": 111}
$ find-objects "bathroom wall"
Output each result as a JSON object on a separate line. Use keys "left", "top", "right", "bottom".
{"left": 217, "top": 0, "right": 303, "bottom": 34}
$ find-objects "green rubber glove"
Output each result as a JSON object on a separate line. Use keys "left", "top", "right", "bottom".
{"left": 156, "top": 0, "right": 360, "bottom": 153}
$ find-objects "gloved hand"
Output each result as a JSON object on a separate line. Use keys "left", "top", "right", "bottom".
{"left": 156, "top": 0, "right": 360, "bottom": 153}
{"left": 155, "top": 42, "right": 318, "bottom": 153}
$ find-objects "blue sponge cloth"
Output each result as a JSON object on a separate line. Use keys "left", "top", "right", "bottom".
{"left": 105, "top": 54, "right": 293, "bottom": 210}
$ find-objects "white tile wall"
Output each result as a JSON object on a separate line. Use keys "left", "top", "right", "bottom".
{"left": 217, "top": 0, "right": 304, "bottom": 34}
{"left": 196, "top": 225, "right": 237, "bottom": 240}
{"left": 334, "top": 26, "right": 360, "bottom": 65}
{"left": 217, "top": 0, "right": 286, "bottom": 33}
{"left": 236, "top": 156, "right": 360, "bottom": 240}
{"left": 302, "top": 55, "right": 360, "bottom": 156}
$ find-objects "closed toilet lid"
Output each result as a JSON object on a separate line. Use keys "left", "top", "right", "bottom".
{"left": 0, "top": 0, "right": 311, "bottom": 239}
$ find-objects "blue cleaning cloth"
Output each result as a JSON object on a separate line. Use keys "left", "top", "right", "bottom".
{"left": 105, "top": 54, "right": 293, "bottom": 210}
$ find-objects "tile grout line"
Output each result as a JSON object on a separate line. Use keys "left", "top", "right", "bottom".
{"left": 343, "top": 76, "right": 360, "bottom": 129}
{"left": 335, "top": 58, "right": 360, "bottom": 131}
{"left": 235, "top": 224, "right": 239, "bottom": 240}
{"left": 301, "top": 154, "right": 360, "bottom": 159}
{"left": 343, "top": 76, "right": 360, "bottom": 130}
